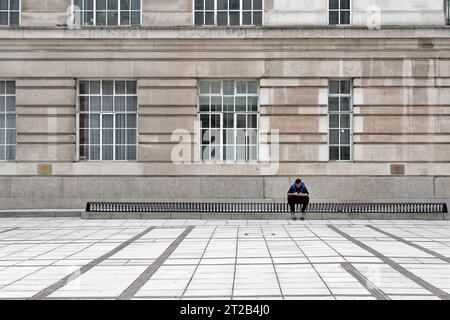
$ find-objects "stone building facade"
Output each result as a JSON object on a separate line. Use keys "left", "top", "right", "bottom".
{"left": 0, "top": 0, "right": 449, "bottom": 209}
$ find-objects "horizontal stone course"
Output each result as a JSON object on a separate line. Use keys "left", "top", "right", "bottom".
{"left": 78, "top": 211, "right": 446, "bottom": 220}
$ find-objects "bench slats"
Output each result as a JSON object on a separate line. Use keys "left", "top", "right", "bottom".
{"left": 85, "top": 202, "right": 448, "bottom": 214}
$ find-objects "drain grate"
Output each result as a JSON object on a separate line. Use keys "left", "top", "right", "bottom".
{"left": 86, "top": 202, "right": 448, "bottom": 214}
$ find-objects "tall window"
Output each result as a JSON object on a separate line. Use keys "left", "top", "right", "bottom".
{"left": 198, "top": 80, "right": 258, "bottom": 162}
{"left": 0, "top": 81, "right": 16, "bottom": 161}
{"left": 194, "top": 0, "right": 263, "bottom": 26}
{"left": 72, "top": 0, "right": 141, "bottom": 26}
{"left": 78, "top": 80, "right": 137, "bottom": 161}
{"left": 0, "top": 0, "right": 19, "bottom": 26}
{"left": 328, "top": 80, "right": 352, "bottom": 161}
{"left": 447, "top": 0, "right": 450, "bottom": 25}
{"left": 329, "top": 0, "right": 351, "bottom": 25}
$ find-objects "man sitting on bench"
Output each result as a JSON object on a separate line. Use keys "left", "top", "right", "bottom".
{"left": 287, "top": 179, "right": 310, "bottom": 215}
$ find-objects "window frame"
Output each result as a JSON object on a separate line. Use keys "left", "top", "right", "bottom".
{"left": 193, "top": 0, "right": 264, "bottom": 27}
{"left": 327, "top": 0, "right": 352, "bottom": 26}
{"left": 197, "top": 79, "right": 260, "bottom": 163}
{"left": 0, "top": 0, "right": 21, "bottom": 27}
{"left": 71, "top": 0, "right": 142, "bottom": 27}
{"left": 0, "top": 80, "right": 16, "bottom": 161}
{"left": 327, "top": 79, "right": 353, "bottom": 162}
{"left": 447, "top": 0, "right": 450, "bottom": 25}
{"left": 76, "top": 79, "right": 139, "bottom": 162}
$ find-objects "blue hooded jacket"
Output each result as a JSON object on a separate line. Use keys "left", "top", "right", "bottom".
{"left": 288, "top": 182, "right": 309, "bottom": 195}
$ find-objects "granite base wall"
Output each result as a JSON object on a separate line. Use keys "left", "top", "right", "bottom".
{"left": 0, "top": 176, "right": 448, "bottom": 210}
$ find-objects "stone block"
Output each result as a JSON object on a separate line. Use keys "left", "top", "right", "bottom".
{"left": 138, "top": 79, "right": 197, "bottom": 87}
{"left": 142, "top": 0, "right": 192, "bottom": 11}
{"left": 201, "top": 213, "right": 232, "bottom": 220}
{"left": 25, "top": 212, "right": 55, "bottom": 217}
{"left": 412, "top": 213, "right": 444, "bottom": 221}
{"left": 110, "top": 212, "right": 140, "bottom": 219}
{"left": 87, "top": 212, "right": 111, "bottom": 220}
{"left": 302, "top": 176, "right": 435, "bottom": 202}
{"left": 261, "top": 213, "right": 291, "bottom": 220}
{"left": 231, "top": 213, "right": 257, "bottom": 220}
{"left": 199, "top": 177, "right": 264, "bottom": 199}
{"left": 139, "top": 143, "right": 195, "bottom": 162}
{"left": 77, "top": 177, "right": 134, "bottom": 198}
{"left": 143, "top": 12, "right": 192, "bottom": 26}
{"left": 0, "top": 177, "right": 12, "bottom": 197}
{"left": 352, "top": 213, "right": 383, "bottom": 220}
{"left": 304, "top": 213, "right": 323, "bottom": 220}
{"left": 140, "top": 212, "right": 171, "bottom": 219}
{"left": 322, "top": 213, "right": 351, "bottom": 220}
{"left": 435, "top": 178, "right": 450, "bottom": 199}
{"left": 132, "top": 177, "right": 201, "bottom": 199}
{"left": 139, "top": 116, "right": 195, "bottom": 133}
{"left": 11, "top": 177, "right": 65, "bottom": 198}
{"left": 16, "top": 88, "right": 75, "bottom": 106}
{"left": 354, "top": 145, "right": 450, "bottom": 162}
{"left": 16, "top": 78, "right": 75, "bottom": 88}
{"left": 260, "top": 78, "right": 327, "bottom": 87}
{"left": 81, "top": 212, "right": 91, "bottom": 219}
{"left": 17, "top": 116, "right": 75, "bottom": 134}
{"left": 0, "top": 212, "right": 19, "bottom": 218}
{"left": 278, "top": 144, "right": 323, "bottom": 162}
{"left": 366, "top": 116, "right": 447, "bottom": 134}
{"left": 16, "top": 144, "right": 75, "bottom": 162}
{"left": 171, "top": 212, "right": 203, "bottom": 219}
{"left": 263, "top": 177, "right": 291, "bottom": 199}
{"left": 382, "top": 213, "right": 413, "bottom": 220}
{"left": 260, "top": 88, "right": 323, "bottom": 106}
{"left": 139, "top": 88, "right": 196, "bottom": 106}
{"left": 54, "top": 211, "right": 82, "bottom": 218}
{"left": 263, "top": 115, "right": 321, "bottom": 133}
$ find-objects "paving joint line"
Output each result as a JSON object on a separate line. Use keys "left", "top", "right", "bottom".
{"left": 392, "top": 225, "right": 449, "bottom": 245}
{"left": 46, "top": 225, "right": 138, "bottom": 269}
{"left": 304, "top": 225, "right": 388, "bottom": 298}
{"left": 231, "top": 226, "right": 240, "bottom": 299}
{"left": 1, "top": 227, "right": 71, "bottom": 265}
{"left": 117, "top": 226, "right": 195, "bottom": 300}
{"left": 0, "top": 229, "right": 97, "bottom": 290}
{"left": 328, "top": 225, "right": 450, "bottom": 300}
{"left": 29, "top": 226, "right": 157, "bottom": 300}
{"left": 282, "top": 225, "right": 335, "bottom": 299}
{"left": 340, "top": 262, "right": 391, "bottom": 300}
{"left": 368, "top": 225, "right": 450, "bottom": 263}
{"left": 0, "top": 228, "right": 20, "bottom": 235}
{"left": 181, "top": 226, "right": 218, "bottom": 298}
{"left": 260, "top": 226, "right": 284, "bottom": 300}
{"left": 1, "top": 241, "right": 93, "bottom": 290}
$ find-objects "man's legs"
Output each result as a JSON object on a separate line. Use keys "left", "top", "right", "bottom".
{"left": 300, "top": 196, "right": 310, "bottom": 213}
{"left": 287, "top": 196, "right": 301, "bottom": 213}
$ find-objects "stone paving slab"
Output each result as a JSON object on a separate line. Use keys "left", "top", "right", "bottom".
{"left": 0, "top": 218, "right": 449, "bottom": 300}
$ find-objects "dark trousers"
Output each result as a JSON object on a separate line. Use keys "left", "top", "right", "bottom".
{"left": 288, "top": 195, "right": 309, "bottom": 213}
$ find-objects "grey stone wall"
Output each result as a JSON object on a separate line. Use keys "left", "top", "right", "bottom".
{"left": 0, "top": 176, "right": 447, "bottom": 209}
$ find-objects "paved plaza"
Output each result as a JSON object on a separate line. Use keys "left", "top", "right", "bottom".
{"left": 0, "top": 218, "right": 449, "bottom": 300}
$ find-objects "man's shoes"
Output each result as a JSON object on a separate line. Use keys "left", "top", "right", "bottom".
{"left": 293, "top": 217, "right": 298, "bottom": 221}
{"left": 300, "top": 217, "right": 305, "bottom": 221}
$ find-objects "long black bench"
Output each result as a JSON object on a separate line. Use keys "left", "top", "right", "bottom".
{"left": 86, "top": 202, "right": 448, "bottom": 214}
